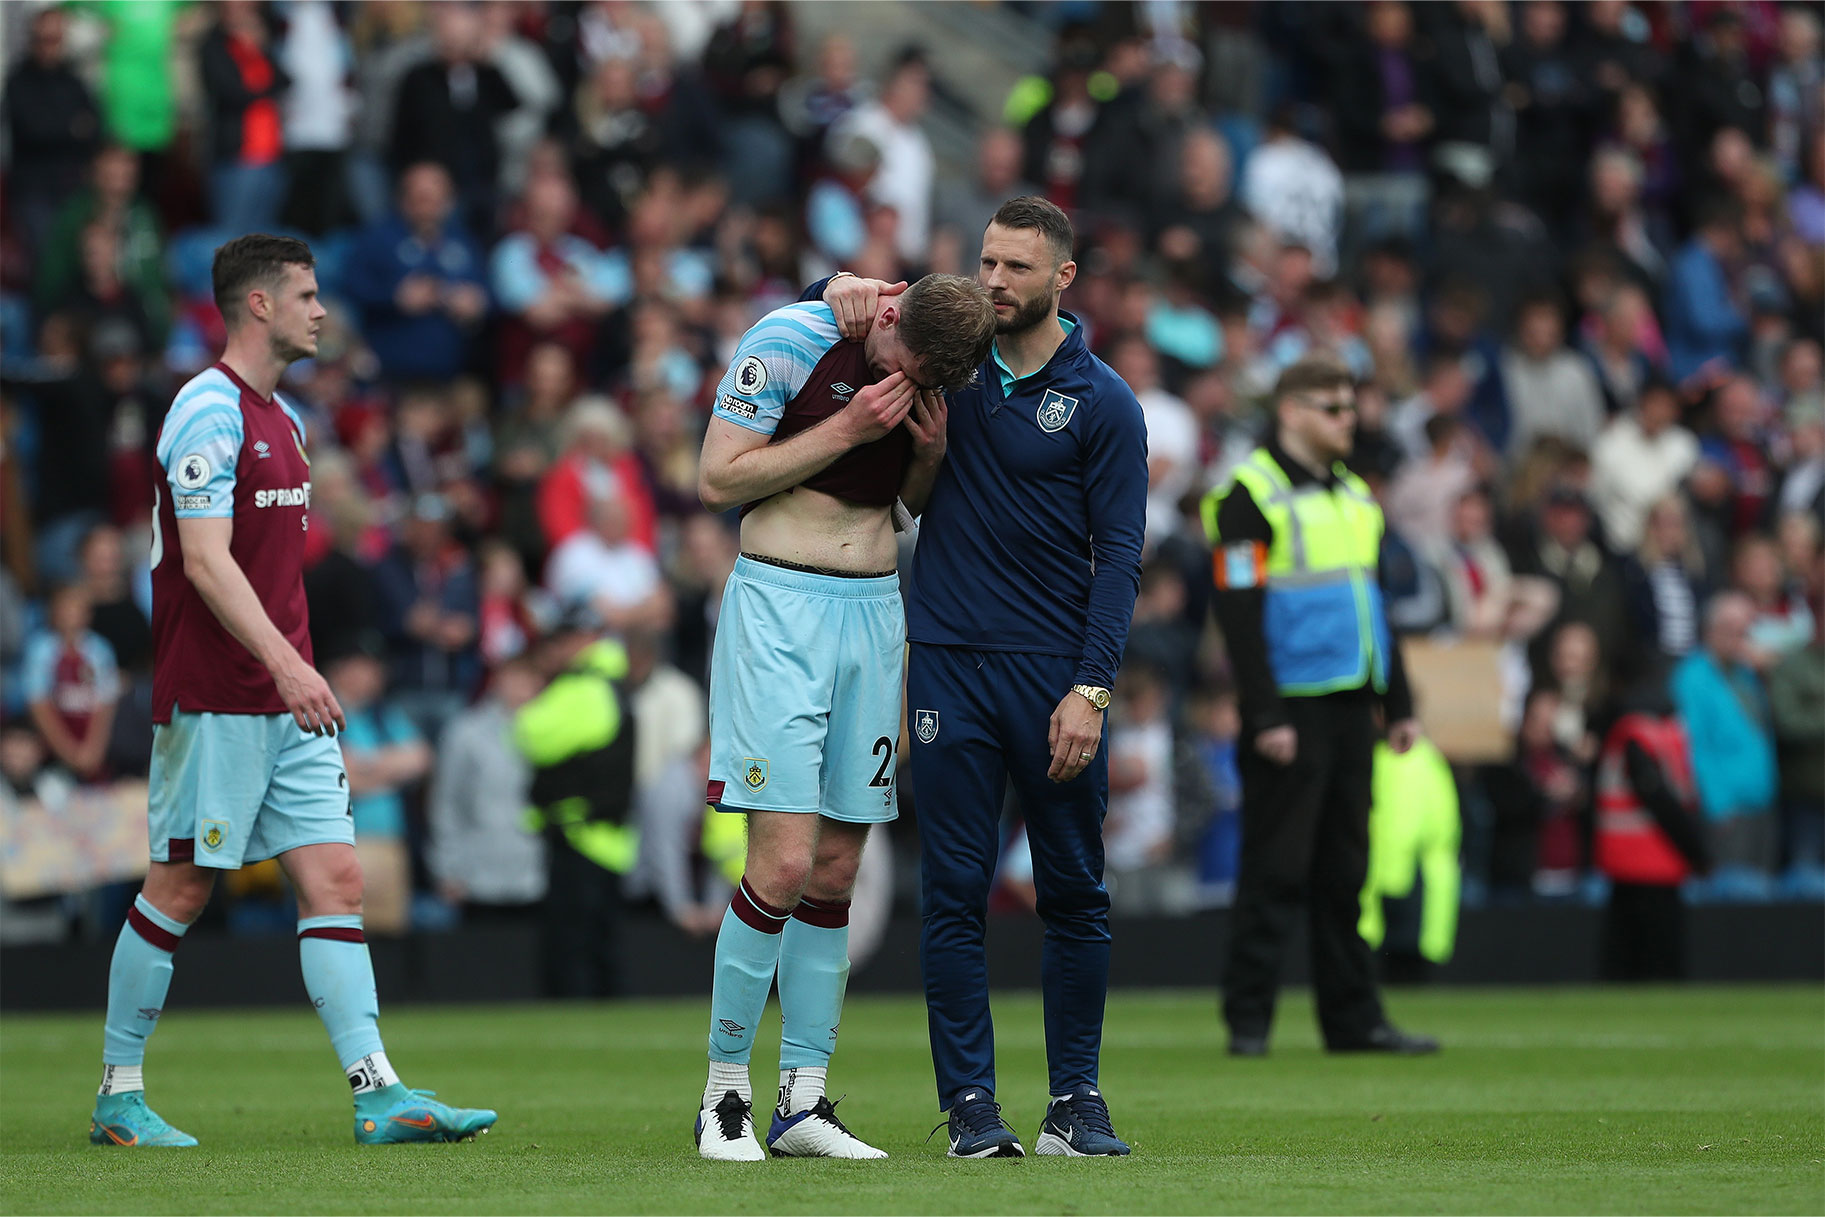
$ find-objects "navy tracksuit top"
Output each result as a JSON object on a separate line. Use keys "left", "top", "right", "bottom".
{"left": 908, "top": 313, "right": 1147, "bottom": 684}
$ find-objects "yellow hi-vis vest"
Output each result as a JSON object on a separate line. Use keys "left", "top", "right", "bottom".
{"left": 514, "top": 639, "right": 639, "bottom": 874}
{"left": 1201, "top": 447, "right": 1392, "bottom": 697}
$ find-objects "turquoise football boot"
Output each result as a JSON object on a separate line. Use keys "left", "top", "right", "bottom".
{"left": 90, "top": 1092, "right": 198, "bottom": 1147}
{"left": 354, "top": 1085, "right": 497, "bottom": 1144}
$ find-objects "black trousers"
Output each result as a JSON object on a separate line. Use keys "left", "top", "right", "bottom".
{"left": 541, "top": 841, "right": 623, "bottom": 999}
{"left": 1601, "top": 882, "right": 1686, "bottom": 981}
{"left": 1224, "top": 694, "right": 1386, "bottom": 1045}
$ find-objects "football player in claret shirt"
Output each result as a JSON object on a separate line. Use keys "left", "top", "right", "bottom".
{"left": 90, "top": 234, "right": 495, "bottom": 1149}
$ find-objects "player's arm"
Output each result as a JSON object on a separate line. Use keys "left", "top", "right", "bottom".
{"left": 1048, "top": 386, "right": 1150, "bottom": 782}
{"left": 698, "top": 372, "right": 917, "bottom": 512}
{"left": 799, "top": 273, "right": 906, "bottom": 339}
{"left": 176, "top": 517, "right": 346, "bottom": 736}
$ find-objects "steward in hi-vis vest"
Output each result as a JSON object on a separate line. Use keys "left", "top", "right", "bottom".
{"left": 514, "top": 626, "right": 637, "bottom": 998}
{"left": 1201, "top": 353, "right": 1436, "bottom": 1059}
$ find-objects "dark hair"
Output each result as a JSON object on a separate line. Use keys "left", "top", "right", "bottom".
{"left": 1514, "top": 290, "right": 1564, "bottom": 324}
{"left": 1695, "top": 194, "right": 1744, "bottom": 234}
{"left": 897, "top": 273, "right": 997, "bottom": 392}
{"left": 1273, "top": 352, "right": 1353, "bottom": 401}
{"left": 1423, "top": 413, "right": 1461, "bottom": 449}
{"left": 989, "top": 195, "right": 1075, "bottom": 267}
{"left": 212, "top": 234, "right": 315, "bottom": 326}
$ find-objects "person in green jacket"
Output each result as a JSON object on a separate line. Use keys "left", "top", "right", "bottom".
{"left": 513, "top": 609, "right": 637, "bottom": 998}
{"left": 35, "top": 144, "right": 170, "bottom": 345}
{"left": 66, "top": 0, "right": 189, "bottom": 157}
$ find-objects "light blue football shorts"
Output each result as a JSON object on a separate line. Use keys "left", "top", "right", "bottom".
{"left": 707, "top": 555, "right": 905, "bottom": 823}
{"left": 148, "top": 711, "right": 353, "bottom": 869}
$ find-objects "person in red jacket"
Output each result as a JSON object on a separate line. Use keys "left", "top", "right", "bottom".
{"left": 1593, "top": 681, "right": 1713, "bottom": 980}
{"left": 535, "top": 399, "right": 657, "bottom": 556}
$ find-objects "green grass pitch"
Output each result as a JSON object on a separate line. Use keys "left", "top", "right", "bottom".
{"left": 3, "top": 986, "right": 1821, "bottom": 1214}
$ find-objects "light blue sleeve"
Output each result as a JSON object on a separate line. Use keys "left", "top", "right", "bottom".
{"left": 156, "top": 380, "right": 244, "bottom": 519}
{"left": 20, "top": 633, "right": 57, "bottom": 703}
{"left": 82, "top": 634, "right": 120, "bottom": 702}
{"left": 807, "top": 182, "right": 865, "bottom": 262}
{"left": 709, "top": 304, "right": 840, "bottom": 437}
{"left": 490, "top": 235, "right": 546, "bottom": 312}
{"left": 588, "top": 248, "right": 634, "bottom": 307}
{"left": 667, "top": 249, "right": 715, "bottom": 301}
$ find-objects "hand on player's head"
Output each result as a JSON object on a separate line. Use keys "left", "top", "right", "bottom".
{"left": 825, "top": 276, "right": 905, "bottom": 341}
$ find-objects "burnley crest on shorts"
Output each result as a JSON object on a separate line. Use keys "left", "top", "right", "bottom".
{"left": 1036, "top": 390, "right": 1078, "bottom": 433}
{"left": 914, "top": 710, "right": 939, "bottom": 744}
{"left": 742, "top": 757, "right": 769, "bottom": 792}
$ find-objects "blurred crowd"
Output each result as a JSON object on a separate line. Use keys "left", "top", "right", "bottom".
{"left": 1, "top": 0, "right": 1821, "bottom": 949}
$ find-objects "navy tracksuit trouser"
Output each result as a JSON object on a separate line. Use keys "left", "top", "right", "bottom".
{"left": 908, "top": 643, "right": 1111, "bottom": 1107}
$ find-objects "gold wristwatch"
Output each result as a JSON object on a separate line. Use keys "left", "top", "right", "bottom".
{"left": 1071, "top": 684, "right": 1112, "bottom": 710}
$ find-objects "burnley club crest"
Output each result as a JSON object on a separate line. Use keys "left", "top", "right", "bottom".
{"left": 1036, "top": 390, "right": 1078, "bottom": 433}
{"left": 914, "top": 710, "right": 939, "bottom": 744}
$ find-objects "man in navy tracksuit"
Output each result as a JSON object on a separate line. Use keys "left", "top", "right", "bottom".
{"left": 810, "top": 197, "right": 1147, "bottom": 1157}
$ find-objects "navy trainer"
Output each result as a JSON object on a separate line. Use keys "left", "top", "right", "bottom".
{"left": 1033, "top": 1085, "right": 1130, "bottom": 1156}
{"left": 940, "top": 1089, "right": 1024, "bottom": 1158}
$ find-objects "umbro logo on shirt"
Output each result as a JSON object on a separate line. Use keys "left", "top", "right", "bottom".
{"left": 253, "top": 440, "right": 271, "bottom": 458}
{"left": 831, "top": 382, "right": 854, "bottom": 403}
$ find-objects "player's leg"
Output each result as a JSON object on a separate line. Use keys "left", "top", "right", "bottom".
{"left": 91, "top": 861, "right": 215, "bottom": 1147}
{"left": 92, "top": 711, "right": 258, "bottom": 1147}
{"left": 907, "top": 642, "right": 1024, "bottom": 1157}
{"left": 769, "top": 818, "right": 885, "bottom": 1158}
{"left": 699, "top": 558, "right": 829, "bottom": 1160}
{"left": 1223, "top": 696, "right": 1331, "bottom": 1053}
{"left": 700, "top": 809, "right": 818, "bottom": 1159}
{"left": 999, "top": 652, "right": 1128, "bottom": 1157}
{"left": 267, "top": 726, "right": 494, "bottom": 1143}
{"left": 768, "top": 576, "right": 902, "bottom": 1158}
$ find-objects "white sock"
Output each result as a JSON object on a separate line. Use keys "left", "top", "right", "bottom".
{"left": 98, "top": 1064, "right": 143, "bottom": 1096}
{"left": 346, "top": 1050, "right": 401, "bottom": 1096}
{"left": 705, "top": 1059, "right": 751, "bottom": 1109}
{"left": 779, "top": 1066, "right": 826, "bottom": 1114}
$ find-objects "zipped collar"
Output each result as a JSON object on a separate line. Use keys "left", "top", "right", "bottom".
{"left": 991, "top": 311, "right": 1086, "bottom": 396}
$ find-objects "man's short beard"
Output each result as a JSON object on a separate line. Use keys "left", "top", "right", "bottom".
{"left": 271, "top": 331, "right": 312, "bottom": 365}
{"left": 995, "top": 288, "right": 1057, "bottom": 335}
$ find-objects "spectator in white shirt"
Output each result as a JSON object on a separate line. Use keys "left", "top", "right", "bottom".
{"left": 545, "top": 494, "right": 671, "bottom": 635}
{"left": 835, "top": 49, "right": 934, "bottom": 265}
{"left": 1501, "top": 294, "right": 1606, "bottom": 462}
{"left": 1105, "top": 663, "right": 1177, "bottom": 877}
{"left": 1240, "top": 106, "right": 1345, "bottom": 278}
{"left": 1589, "top": 377, "right": 1700, "bottom": 551}
{"left": 1109, "top": 333, "right": 1198, "bottom": 548}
